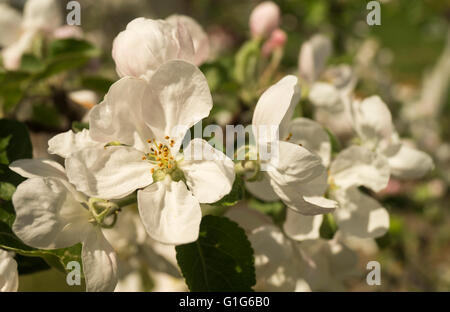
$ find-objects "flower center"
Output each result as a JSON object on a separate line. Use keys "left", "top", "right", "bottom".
{"left": 142, "top": 136, "right": 184, "bottom": 181}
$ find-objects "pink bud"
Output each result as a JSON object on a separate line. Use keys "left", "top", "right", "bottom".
{"left": 249, "top": 1, "right": 280, "bottom": 38}
{"left": 52, "top": 25, "right": 84, "bottom": 40}
{"left": 262, "top": 28, "right": 286, "bottom": 56}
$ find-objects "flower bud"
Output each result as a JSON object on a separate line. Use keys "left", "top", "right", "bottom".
{"left": 249, "top": 1, "right": 280, "bottom": 38}
{"left": 262, "top": 28, "right": 287, "bottom": 57}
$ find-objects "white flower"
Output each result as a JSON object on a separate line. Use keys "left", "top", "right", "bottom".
{"left": 22, "top": 0, "right": 63, "bottom": 31}
{"left": 58, "top": 60, "right": 234, "bottom": 245}
{"left": 227, "top": 205, "right": 358, "bottom": 291}
{"left": 281, "top": 118, "right": 390, "bottom": 239}
{"left": 112, "top": 16, "right": 209, "bottom": 80}
{"left": 298, "top": 34, "right": 356, "bottom": 113}
{"left": 351, "top": 96, "right": 434, "bottom": 179}
{"left": 0, "top": 249, "right": 18, "bottom": 292}
{"left": 245, "top": 75, "right": 338, "bottom": 215}
{"left": 9, "top": 159, "right": 118, "bottom": 292}
{"left": 298, "top": 34, "right": 332, "bottom": 84}
{"left": 298, "top": 232, "right": 359, "bottom": 291}
{"left": 0, "top": 0, "right": 63, "bottom": 70}
{"left": 226, "top": 206, "right": 311, "bottom": 292}
{"left": 249, "top": 1, "right": 281, "bottom": 39}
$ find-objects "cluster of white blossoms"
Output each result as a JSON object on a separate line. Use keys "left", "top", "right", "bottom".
{"left": 0, "top": 0, "right": 83, "bottom": 70}
{"left": 1, "top": 1, "right": 434, "bottom": 292}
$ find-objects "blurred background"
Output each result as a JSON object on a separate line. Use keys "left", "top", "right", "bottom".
{"left": 1, "top": 0, "right": 449, "bottom": 291}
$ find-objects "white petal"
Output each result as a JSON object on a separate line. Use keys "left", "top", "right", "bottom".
{"left": 166, "top": 15, "right": 209, "bottom": 66}
{"left": 298, "top": 34, "right": 332, "bottom": 83}
{"left": 0, "top": 4, "right": 22, "bottom": 47}
{"left": 352, "top": 96, "right": 394, "bottom": 147}
{"left": 142, "top": 60, "right": 213, "bottom": 149}
{"left": 12, "top": 178, "right": 91, "bottom": 249}
{"left": 180, "top": 139, "right": 235, "bottom": 203}
{"left": 0, "top": 250, "right": 18, "bottom": 292}
{"left": 2, "top": 29, "right": 36, "bottom": 70}
{"left": 271, "top": 172, "right": 338, "bottom": 215}
{"left": 287, "top": 117, "right": 331, "bottom": 167}
{"left": 89, "top": 77, "right": 151, "bottom": 151}
{"left": 112, "top": 18, "right": 195, "bottom": 79}
{"left": 283, "top": 210, "right": 323, "bottom": 241}
{"left": 9, "top": 158, "right": 66, "bottom": 180}
{"left": 48, "top": 129, "right": 99, "bottom": 158}
{"left": 330, "top": 145, "right": 390, "bottom": 192}
{"left": 137, "top": 180, "right": 202, "bottom": 245}
{"left": 23, "top": 0, "right": 62, "bottom": 31}
{"left": 308, "top": 82, "right": 343, "bottom": 113}
{"left": 66, "top": 146, "right": 153, "bottom": 199}
{"left": 252, "top": 75, "right": 300, "bottom": 142}
{"left": 82, "top": 229, "right": 118, "bottom": 292}
{"left": 383, "top": 143, "right": 434, "bottom": 179}
{"left": 267, "top": 141, "right": 325, "bottom": 186}
{"left": 333, "top": 187, "right": 389, "bottom": 238}
{"left": 245, "top": 174, "right": 280, "bottom": 202}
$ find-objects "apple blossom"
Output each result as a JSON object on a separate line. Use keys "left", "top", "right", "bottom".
{"left": 0, "top": 249, "right": 18, "bottom": 292}
{"left": 279, "top": 117, "right": 390, "bottom": 240}
{"left": 245, "top": 75, "right": 338, "bottom": 215}
{"left": 58, "top": 60, "right": 234, "bottom": 245}
{"left": 298, "top": 34, "right": 357, "bottom": 114}
{"left": 9, "top": 159, "right": 118, "bottom": 292}
{"left": 112, "top": 16, "right": 208, "bottom": 80}
{"left": 226, "top": 206, "right": 312, "bottom": 291}
{"left": 0, "top": 0, "right": 63, "bottom": 70}
{"left": 298, "top": 34, "right": 332, "bottom": 84}
{"left": 226, "top": 205, "right": 358, "bottom": 291}
{"left": 350, "top": 96, "right": 434, "bottom": 179}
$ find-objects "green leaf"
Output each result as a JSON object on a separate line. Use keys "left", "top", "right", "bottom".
{"left": 32, "top": 102, "right": 62, "bottom": 128}
{"left": 72, "top": 121, "right": 89, "bottom": 133}
{"left": 0, "top": 71, "right": 29, "bottom": 113}
{"left": 20, "top": 54, "right": 45, "bottom": 73}
{"left": 15, "top": 254, "right": 51, "bottom": 275}
{"left": 48, "top": 39, "right": 99, "bottom": 58}
{"left": 176, "top": 215, "right": 256, "bottom": 292}
{"left": 80, "top": 75, "right": 114, "bottom": 94}
{"left": 37, "top": 39, "right": 100, "bottom": 79}
{"left": 0, "top": 182, "right": 15, "bottom": 201}
{"left": 248, "top": 197, "right": 286, "bottom": 225}
{"left": 211, "top": 176, "right": 244, "bottom": 207}
{"left": 0, "top": 119, "right": 32, "bottom": 186}
{"left": 0, "top": 200, "right": 15, "bottom": 227}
